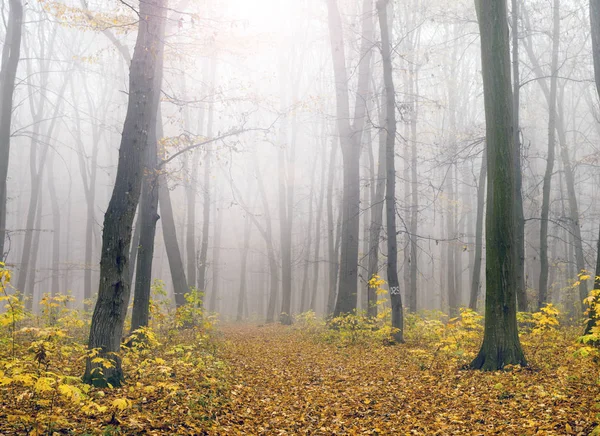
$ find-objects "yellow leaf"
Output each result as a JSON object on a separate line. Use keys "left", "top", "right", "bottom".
{"left": 111, "top": 398, "right": 131, "bottom": 411}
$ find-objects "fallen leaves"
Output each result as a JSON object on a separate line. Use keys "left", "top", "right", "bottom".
{"left": 211, "top": 324, "right": 599, "bottom": 435}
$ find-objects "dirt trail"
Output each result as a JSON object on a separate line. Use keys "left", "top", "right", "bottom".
{"left": 208, "top": 324, "right": 593, "bottom": 435}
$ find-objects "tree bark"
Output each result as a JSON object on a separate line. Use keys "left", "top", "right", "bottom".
{"left": 378, "top": 0, "right": 403, "bottom": 342}
{"left": 511, "top": 0, "right": 528, "bottom": 312}
{"left": 48, "top": 153, "right": 61, "bottom": 296}
{"left": 130, "top": 116, "right": 161, "bottom": 333}
{"left": 237, "top": 212, "right": 252, "bottom": 321}
{"left": 366, "top": 92, "right": 387, "bottom": 318}
{"left": 208, "top": 193, "right": 223, "bottom": 313}
{"left": 158, "top": 173, "right": 189, "bottom": 308}
{"left": 197, "top": 59, "right": 217, "bottom": 303}
{"left": 0, "top": 0, "right": 23, "bottom": 262}
{"left": 310, "top": 132, "right": 327, "bottom": 312}
{"left": 584, "top": 0, "right": 600, "bottom": 334}
{"left": 538, "top": 0, "right": 560, "bottom": 310}
{"left": 84, "top": 0, "right": 167, "bottom": 387}
{"left": 469, "top": 148, "right": 487, "bottom": 310}
{"left": 470, "top": 0, "right": 527, "bottom": 370}
{"left": 326, "top": 0, "right": 372, "bottom": 316}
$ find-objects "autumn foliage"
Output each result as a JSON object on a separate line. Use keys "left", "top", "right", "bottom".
{"left": 1, "top": 262, "right": 600, "bottom": 434}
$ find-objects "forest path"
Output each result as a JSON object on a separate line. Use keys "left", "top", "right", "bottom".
{"left": 208, "top": 324, "right": 593, "bottom": 435}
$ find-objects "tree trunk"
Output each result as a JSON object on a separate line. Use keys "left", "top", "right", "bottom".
{"left": 469, "top": 148, "right": 487, "bottom": 310}
{"left": 326, "top": 139, "right": 339, "bottom": 316}
{"left": 538, "top": 0, "right": 560, "bottom": 310}
{"left": 470, "top": 0, "right": 527, "bottom": 370}
{"left": 130, "top": 116, "right": 161, "bottom": 333}
{"left": 446, "top": 165, "right": 458, "bottom": 316}
{"left": 378, "top": 0, "right": 403, "bottom": 342}
{"left": 584, "top": 0, "right": 600, "bottom": 334}
{"left": 25, "top": 197, "right": 42, "bottom": 308}
{"left": 48, "top": 153, "right": 61, "bottom": 296}
{"left": 84, "top": 0, "right": 166, "bottom": 387}
{"left": 300, "top": 158, "right": 317, "bottom": 313}
{"left": 408, "top": 61, "right": 419, "bottom": 313}
{"left": 197, "top": 59, "right": 216, "bottom": 302}
{"left": 0, "top": 0, "right": 23, "bottom": 262}
{"left": 158, "top": 174, "right": 189, "bottom": 308}
{"left": 326, "top": 0, "right": 372, "bottom": 317}
{"left": 512, "top": 0, "right": 528, "bottom": 312}
{"left": 209, "top": 195, "right": 223, "bottom": 313}
{"left": 237, "top": 212, "right": 252, "bottom": 321}
{"left": 310, "top": 133, "right": 327, "bottom": 312}
{"left": 366, "top": 93, "right": 387, "bottom": 318}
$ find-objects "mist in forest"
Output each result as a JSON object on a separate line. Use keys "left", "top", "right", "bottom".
{"left": 0, "top": 0, "right": 598, "bottom": 324}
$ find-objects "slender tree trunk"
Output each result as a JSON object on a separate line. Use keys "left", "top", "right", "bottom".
{"left": 0, "top": 0, "right": 23, "bottom": 262}
{"left": 184, "top": 108, "right": 199, "bottom": 290}
{"left": 48, "top": 153, "right": 61, "bottom": 295}
{"left": 446, "top": 165, "right": 458, "bottom": 316}
{"left": 310, "top": 133, "right": 327, "bottom": 311}
{"left": 326, "top": 0, "right": 372, "bottom": 316}
{"left": 130, "top": 118, "right": 161, "bottom": 333}
{"left": 237, "top": 212, "right": 252, "bottom": 321}
{"left": 538, "top": 0, "right": 560, "bottom": 310}
{"left": 300, "top": 158, "right": 317, "bottom": 313}
{"left": 209, "top": 195, "right": 223, "bottom": 313}
{"left": 26, "top": 199, "right": 42, "bottom": 309}
{"left": 408, "top": 62, "right": 419, "bottom": 313}
{"left": 556, "top": 98, "right": 588, "bottom": 307}
{"left": 84, "top": 0, "right": 166, "bottom": 387}
{"left": 158, "top": 174, "right": 189, "bottom": 308}
{"left": 469, "top": 148, "right": 487, "bottom": 310}
{"left": 378, "top": 0, "right": 403, "bottom": 342}
{"left": 197, "top": 59, "right": 216, "bottom": 302}
{"left": 366, "top": 94, "right": 387, "bottom": 318}
{"left": 326, "top": 140, "right": 339, "bottom": 315}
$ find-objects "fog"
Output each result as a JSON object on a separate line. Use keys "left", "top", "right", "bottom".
{"left": 1, "top": 0, "right": 598, "bottom": 322}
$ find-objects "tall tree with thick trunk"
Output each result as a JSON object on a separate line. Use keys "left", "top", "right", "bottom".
{"left": 584, "top": 0, "right": 600, "bottom": 335}
{"left": 470, "top": 0, "right": 526, "bottom": 370}
{"left": 84, "top": 0, "right": 167, "bottom": 387}
{"left": 0, "top": 0, "right": 23, "bottom": 262}
{"left": 378, "top": 0, "right": 403, "bottom": 342}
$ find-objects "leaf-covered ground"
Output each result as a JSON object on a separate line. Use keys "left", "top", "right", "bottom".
{"left": 1, "top": 320, "right": 600, "bottom": 435}
{"left": 211, "top": 324, "right": 599, "bottom": 435}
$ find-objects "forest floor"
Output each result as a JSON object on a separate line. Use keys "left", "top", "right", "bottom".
{"left": 1, "top": 317, "right": 600, "bottom": 435}
{"left": 211, "top": 323, "right": 600, "bottom": 436}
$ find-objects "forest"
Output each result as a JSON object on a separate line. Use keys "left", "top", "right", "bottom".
{"left": 1, "top": 0, "right": 600, "bottom": 434}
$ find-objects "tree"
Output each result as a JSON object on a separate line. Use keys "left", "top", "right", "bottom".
{"left": 511, "top": 0, "right": 528, "bottom": 312}
{"left": 378, "top": 0, "right": 403, "bottom": 342}
{"left": 326, "top": 0, "right": 373, "bottom": 316}
{"left": 0, "top": 0, "right": 23, "bottom": 262}
{"left": 470, "top": 0, "right": 527, "bottom": 370}
{"left": 469, "top": 148, "right": 487, "bottom": 310}
{"left": 538, "top": 0, "right": 560, "bottom": 310}
{"left": 84, "top": 0, "right": 167, "bottom": 387}
{"left": 584, "top": 0, "right": 600, "bottom": 335}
